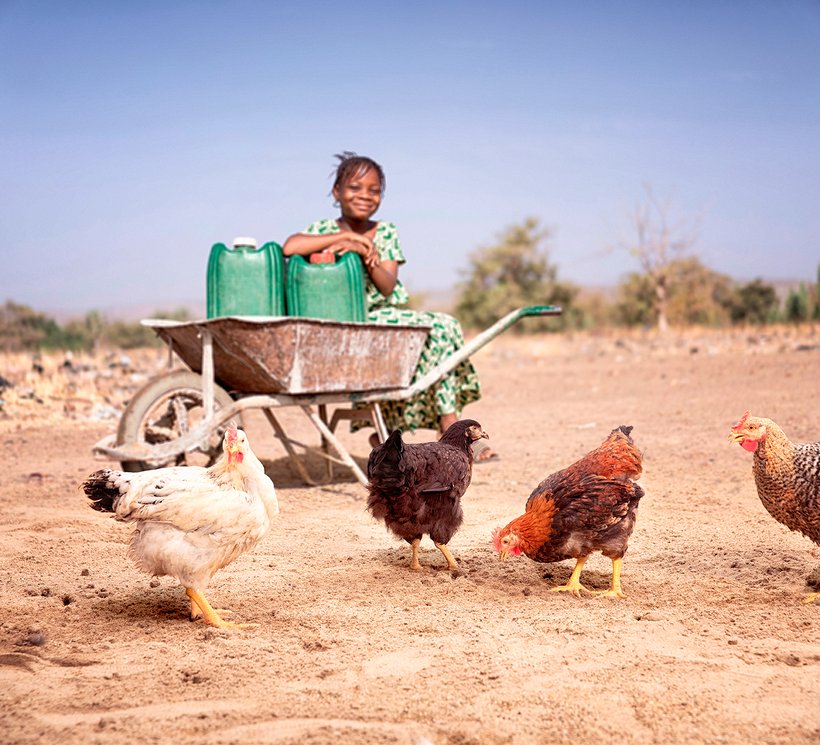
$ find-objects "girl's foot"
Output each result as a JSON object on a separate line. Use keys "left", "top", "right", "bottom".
{"left": 472, "top": 438, "right": 500, "bottom": 463}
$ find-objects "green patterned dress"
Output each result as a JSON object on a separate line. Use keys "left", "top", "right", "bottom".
{"left": 302, "top": 219, "right": 482, "bottom": 433}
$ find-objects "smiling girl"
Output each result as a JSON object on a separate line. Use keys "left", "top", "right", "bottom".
{"left": 282, "top": 152, "right": 497, "bottom": 461}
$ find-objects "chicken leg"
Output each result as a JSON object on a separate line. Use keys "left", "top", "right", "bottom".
{"left": 409, "top": 538, "right": 422, "bottom": 571}
{"left": 186, "top": 588, "right": 257, "bottom": 629}
{"left": 550, "top": 555, "right": 591, "bottom": 597}
{"left": 590, "top": 557, "right": 627, "bottom": 599}
{"left": 435, "top": 542, "right": 459, "bottom": 570}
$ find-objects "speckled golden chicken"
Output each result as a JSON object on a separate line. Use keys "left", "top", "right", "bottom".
{"left": 83, "top": 424, "right": 279, "bottom": 627}
{"left": 729, "top": 411, "right": 820, "bottom": 604}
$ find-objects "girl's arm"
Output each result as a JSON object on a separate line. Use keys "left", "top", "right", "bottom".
{"left": 282, "top": 230, "right": 372, "bottom": 257}
{"left": 367, "top": 259, "right": 398, "bottom": 297}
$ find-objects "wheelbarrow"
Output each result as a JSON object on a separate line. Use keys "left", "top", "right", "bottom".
{"left": 92, "top": 305, "right": 562, "bottom": 487}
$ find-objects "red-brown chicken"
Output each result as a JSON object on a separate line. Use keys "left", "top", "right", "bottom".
{"left": 729, "top": 411, "right": 820, "bottom": 604}
{"left": 493, "top": 425, "right": 644, "bottom": 598}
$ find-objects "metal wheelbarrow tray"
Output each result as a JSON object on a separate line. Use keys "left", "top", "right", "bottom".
{"left": 93, "top": 306, "right": 562, "bottom": 488}
{"left": 146, "top": 315, "right": 431, "bottom": 395}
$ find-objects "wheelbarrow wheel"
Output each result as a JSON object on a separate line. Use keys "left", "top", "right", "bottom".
{"left": 116, "top": 370, "right": 239, "bottom": 471}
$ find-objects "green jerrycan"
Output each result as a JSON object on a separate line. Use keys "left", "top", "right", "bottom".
{"left": 285, "top": 251, "right": 366, "bottom": 322}
{"left": 206, "top": 237, "right": 285, "bottom": 318}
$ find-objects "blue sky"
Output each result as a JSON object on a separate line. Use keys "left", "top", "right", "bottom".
{"left": 2, "top": 1, "right": 819, "bottom": 316}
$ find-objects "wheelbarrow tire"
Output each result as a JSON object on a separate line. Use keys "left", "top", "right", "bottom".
{"left": 116, "top": 370, "right": 238, "bottom": 471}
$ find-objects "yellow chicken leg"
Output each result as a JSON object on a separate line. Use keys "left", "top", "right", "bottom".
{"left": 803, "top": 591, "right": 820, "bottom": 605}
{"left": 435, "top": 542, "right": 459, "bottom": 570}
{"left": 591, "top": 557, "right": 627, "bottom": 599}
{"left": 550, "top": 556, "right": 591, "bottom": 597}
{"left": 409, "top": 539, "right": 422, "bottom": 571}
{"left": 186, "top": 588, "right": 257, "bottom": 629}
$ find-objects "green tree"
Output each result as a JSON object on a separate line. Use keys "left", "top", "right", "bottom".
{"left": 784, "top": 284, "right": 810, "bottom": 323}
{"left": 454, "top": 218, "right": 577, "bottom": 331}
{"left": 613, "top": 273, "right": 655, "bottom": 327}
{"left": 726, "top": 279, "right": 780, "bottom": 324}
{"left": 0, "top": 301, "right": 63, "bottom": 351}
{"left": 614, "top": 258, "right": 732, "bottom": 327}
{"left": 666, "top": 258, "right": 733, "bottom": 326}
{"left": 814, "top": 263, "right": 820, "bottom": 321}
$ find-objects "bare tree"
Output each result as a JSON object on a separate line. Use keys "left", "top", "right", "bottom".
{"left": 623, "top": 186, "right": 699, "bottom": 334}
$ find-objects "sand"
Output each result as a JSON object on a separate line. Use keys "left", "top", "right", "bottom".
{"left": 1, "top": 327, "right": 818, "bottom": 744}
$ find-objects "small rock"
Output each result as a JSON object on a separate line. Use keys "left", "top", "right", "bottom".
{"left": 20, "top": 631, "right": 47, "bottom": 647}
{"left": 637, "top": 610, "right": 665, "bottom": 621}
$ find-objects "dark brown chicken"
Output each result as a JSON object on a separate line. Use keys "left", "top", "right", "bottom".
{"left": 729, "top": 411, "right": 820, "bottom": 604}
{"left": 493, "top": 425, "right": 644, "bottom": 598}
{"left": 367, "top": 419, "right": 488, "bottom": 571}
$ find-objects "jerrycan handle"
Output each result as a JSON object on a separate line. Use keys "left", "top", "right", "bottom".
{"left": 232, "top": 236, "right": 258, "bottom": 251}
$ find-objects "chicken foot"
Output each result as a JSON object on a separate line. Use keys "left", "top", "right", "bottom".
{"left": 803, "top": 591, "right": 820, "bottom": 605}
{"left": 435, "top": 542, "right": 459, "bottom": 570}
{"left": 589, "top": 557, "right": 626, "bottom": 599}
{"left": 550, "top": 556, "right": 592, "bottom": 597}
{"left": 186, "top": 588, "right": 258, "bottom": 629}
{"left": 190, "top": 601, "right": 233, "bottom": 621}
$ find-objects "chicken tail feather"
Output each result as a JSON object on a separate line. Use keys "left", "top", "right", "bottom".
{"left": 82, "top": 469, "right": 120, "bottom": 513}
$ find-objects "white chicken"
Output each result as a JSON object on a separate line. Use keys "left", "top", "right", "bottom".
{"left": 83, "top": 423, "right": 278, "bottom": 629}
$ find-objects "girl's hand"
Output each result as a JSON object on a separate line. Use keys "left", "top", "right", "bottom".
{"left": 341, "top": 230, "right": 373, "bottom": 250}
{"left": 333, "top": 238, "right": 379, "bottom": 269}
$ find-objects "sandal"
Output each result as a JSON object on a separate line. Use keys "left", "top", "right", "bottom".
{"left": 472, "top": 438, "right": 500, "bottom": 464}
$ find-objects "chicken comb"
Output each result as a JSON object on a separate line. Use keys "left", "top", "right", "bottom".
{"left": 491, "top": 526, "right": 504, "bottom": 553}
{"left": 731, "top": 411, "right": 751, "bottom": 431}
{"left": 224, "top": 421, "right": 239, "bottom": 445}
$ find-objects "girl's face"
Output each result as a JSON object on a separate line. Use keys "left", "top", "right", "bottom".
{"left": 333, "top": 167, "right": 382, "bottom": 222}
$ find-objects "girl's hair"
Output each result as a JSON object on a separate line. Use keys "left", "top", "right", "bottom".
{"left": 332, "top": 151, "right": 386, "bottom": 195}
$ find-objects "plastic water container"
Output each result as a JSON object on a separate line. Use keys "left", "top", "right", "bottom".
{"left": 285, "top": 252, "right": 366, "bottom": 322}
{"left": 207, "top": 238, "right": 285, "bottom": 318}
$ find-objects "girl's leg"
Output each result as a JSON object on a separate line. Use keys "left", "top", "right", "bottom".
{"left": 439, "top": 412, "right": 458, "bottom": 434}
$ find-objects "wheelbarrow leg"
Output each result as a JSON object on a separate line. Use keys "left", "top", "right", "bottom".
{"left": 261, "top": 408, "right": 326, "bottom": 486}
{"left": 301, "top": 405, "right": 369, "bottom": 487}
{"left": 327, "top": 403, "right": 389, "bottom": 445}
{"left": 319, "top": 404, "right": 332, "bottom": 481}
{"left": 370, "top": 403, "right": 389, "bottom": 443}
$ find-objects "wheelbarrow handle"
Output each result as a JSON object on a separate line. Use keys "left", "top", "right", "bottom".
{"left": 377, "top": 304, "right": 562, "bottom": 402}
{"left": 518, "top": 304, "right": 564, "bottom": 318}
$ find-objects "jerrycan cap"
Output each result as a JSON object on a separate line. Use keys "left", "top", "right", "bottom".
{"left": 232, "top": 236, "right": 258, "bottom": 250}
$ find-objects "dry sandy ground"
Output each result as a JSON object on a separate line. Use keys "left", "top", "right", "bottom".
{"left": 1, "top": 328, "right": 819, "bottom": 745}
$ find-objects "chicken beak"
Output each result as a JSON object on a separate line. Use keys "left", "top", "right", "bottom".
{"left": 498, "top": 549, "right": 509, "bottom": 561}
{"left": 479, "top": 429, "right": 489, "bottom": 441}
{"left": 728, "top": 431, "right": 745, "bottom": 444}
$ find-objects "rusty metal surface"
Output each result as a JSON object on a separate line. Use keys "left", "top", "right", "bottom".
{"left": 144, "top": 317, "right": 430, "bottom": 395}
